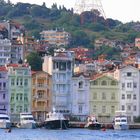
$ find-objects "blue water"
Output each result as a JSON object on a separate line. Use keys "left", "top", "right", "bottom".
{"left": 1, "top": 128, "right": 140, "bottom": 140}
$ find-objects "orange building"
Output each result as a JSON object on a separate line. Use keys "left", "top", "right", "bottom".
{"left": 32, "top": 71, "right": 52, "bottom": 122}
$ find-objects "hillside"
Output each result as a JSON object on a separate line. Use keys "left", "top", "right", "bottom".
{"left": 0, "top": 0, "right": 140, "bottom": 59}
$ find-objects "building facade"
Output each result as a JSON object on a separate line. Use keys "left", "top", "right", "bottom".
{"left": 90, "top": 75, "right": 119, "bottom": 123}
{"left": 40, "top": 29, "right": 70, "bottom": 47}
{"left": 0, "top": 67, "right": 9, "bottom": 114}
{"left": 7, "top": 63, "right": 32, "bottom": 123}
{"left": 0, "top": 39, "right": 11, "bottom": 66}
{"left": 32, "top": 71, "right": 52, "bottom": 122}
{"left": 71, "top": 73, "right": 90, "bottom": 121}
{"left": 52, "top": 50, "right": 74, "bottom": 115}
{"left": 120, "top": 65, "right": 140, "bottom": 122}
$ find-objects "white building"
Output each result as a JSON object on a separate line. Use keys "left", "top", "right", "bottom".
{"left": 52, "top": 50, "right": 74, "bottom": 115}
{"left": 0, "top": 39, "right": 11, "bottom": 66}
{"left": 120, "top": 65, "right": 140, "bottom": 122}
{"left": 72, "top": 73, "right": 90, "bottom": 121}
{"left": 42, "top": 55, "right": 53, "bottom": 75}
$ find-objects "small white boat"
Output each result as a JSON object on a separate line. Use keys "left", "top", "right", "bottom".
{"left": 85, "top": 115, "right": 102, "bottom": 130}
{"left": 113, "top": 111, "right": 129, "bottom": 130}
{"left": 44, "top": 108, "right": 69, "bottom": 129}
{"left": 17, "top": 113, "right": 36, "bottom": 129}
{"left": 0, "top": 113, "right": 11, "bottom": 129}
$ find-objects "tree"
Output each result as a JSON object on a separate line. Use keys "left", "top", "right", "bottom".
{"left": 26, "top": 52, "right": 42, "bottom": 71}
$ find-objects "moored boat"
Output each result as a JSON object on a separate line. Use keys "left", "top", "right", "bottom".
{"left": 17, "top": 113, "right": 36, "bottom": 129}
{"left": 44, "top": 109, "right": 69, "bottom": 129}
{"left": 0, "top": 113, "right": 11, "bottom": 129}
{"left": 85, "top": 115, "right": 102, "bottom": 130}
{"left": 113, "top": 110, "right": 129, "bottom": 130}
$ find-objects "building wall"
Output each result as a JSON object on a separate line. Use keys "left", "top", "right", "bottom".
{"left": 90, "top": 75, "right": 119, "bottom": 123}
{"left": 0, "top": 39, "right": 11, "bottom": 66}
{"left": 120, "top": 66, "right": 140, "bottom": 122}
{"left": 52, "top": 51, "right": 74, "bottom": 115}
{"left": 42, "top": 55, "right": 53, "bottom": 75}
{"left": 0, "top": 68, "right": 9, "bottom": 114}
{"left": 7, "top": 64, "right": 31, "bottom": 123}
{"left": 72, "top": 75, "right": 90, "bottom": 121}
{"left": 32, "top": 71, "right": 52, "bottom": 122}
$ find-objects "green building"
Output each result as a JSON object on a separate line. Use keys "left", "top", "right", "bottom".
{"left": 7, "top": 64, "right": 31, "bottom": 123}
{"left": 90, "top": 74, "right": 119, "bottom": 123}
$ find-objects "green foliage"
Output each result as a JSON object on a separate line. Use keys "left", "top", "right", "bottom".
{"left": 26, "top": 52, "right": 42, "bottom": 71}
{"left": 134, "top": 116, "right": 140, "bottom": 123}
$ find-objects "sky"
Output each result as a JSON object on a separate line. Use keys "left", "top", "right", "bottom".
{"left": 10, "top": 0, "right": 140, "bottom": 23}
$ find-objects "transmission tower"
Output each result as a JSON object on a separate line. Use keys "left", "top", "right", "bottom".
{"left": 74, "top": 0, "right": 106, "bottom": 19}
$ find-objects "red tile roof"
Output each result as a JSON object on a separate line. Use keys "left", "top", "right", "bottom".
{"left": 0, "top": 66, "right": 7, "bottom": 72}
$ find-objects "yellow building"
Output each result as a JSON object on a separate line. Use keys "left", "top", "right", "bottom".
{"left": 90, "top": 74, "right": 119, "bottom": 123}
{"left": 32, "top": 71, "right": 52, "bottom": 122}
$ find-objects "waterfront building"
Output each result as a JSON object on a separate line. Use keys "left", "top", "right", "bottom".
{"left": 72, "top": 73, "right": 90, "bottom": 121}
{"left": 32, "top": 71, "right": 52, "bottom": 122}
{"left": 0, "top": 66, "right": 9, "bottom": 114}
{"left": 120, "top": 65, "right": 140, "bottom": 122}
{"left": 52, "top": 50, "right": 74, "bottom": 115}
{"left": 90, "top": 74, "right": 119, "bottom": 123}
{"left": 40, "top": 29, "right": 70, "bottom": 47}
{"left": 7, "top": 63, "right": 31, "bottom": 123}
{"left": 0, "top": 39, "right": 11, "bottom": 66}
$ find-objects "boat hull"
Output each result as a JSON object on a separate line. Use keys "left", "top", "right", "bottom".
{"left": 114, "top": 124, "right": 129, "bottom": 130}
{"left": 17, "top": 122, "right": 36, "bottom": 129}
{"left": 0, "top": 122, "right": 11, "bottom": 129}
{"left": 44, "top": 120, "right": 69, "bottom": 129}
{"left": 85, "top": 123, "right": 102, "bottom": 130}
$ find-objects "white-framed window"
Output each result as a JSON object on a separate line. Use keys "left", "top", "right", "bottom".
{"left": 133, "top": 94, "right": 136, "bottom": 100}
{"left": 102, "top": 106, "right": 106, "bottom": 113}
{"left": 122, "top": 105, "right": 125, "bottom": 110}
{"left": 122, "top": 94, "right": 125, "bottom": 99}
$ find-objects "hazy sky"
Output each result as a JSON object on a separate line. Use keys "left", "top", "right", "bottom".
{"left": 10, "top": 0, "right": 140, "bottom": 23}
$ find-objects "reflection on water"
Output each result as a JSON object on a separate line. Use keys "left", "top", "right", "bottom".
{"left": 0, "top": 128, "right": 140, "bottom": 140}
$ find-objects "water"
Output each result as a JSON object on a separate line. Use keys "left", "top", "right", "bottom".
{"left": 1, "top": 128, "right": 140, "bottom": 140}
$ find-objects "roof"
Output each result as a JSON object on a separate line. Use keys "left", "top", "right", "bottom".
{"left": 0, "top": 66, "right": 7, "bottom": 72}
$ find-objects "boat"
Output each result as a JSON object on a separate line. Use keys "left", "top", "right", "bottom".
{"left": 44, "top": 109, "right": 69, "bottom": 129}
{"left": 113, "top": 110, "right": 129, "bottom": 130}
{"left": 85, "top": 115, "right": 102, "bottom": 130}
{"left": 17, "top": 113, "right": 36, "bottom": 129}
{"left": 0, "top": 113, "right": 11, "bottom": 129}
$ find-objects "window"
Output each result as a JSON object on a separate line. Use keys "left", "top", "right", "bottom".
{"left": 122, "top": 94, "right": 125, "bottom": 99}
{"left": 79, "top": 81, "right": 83, "bottom": 88}
{"left": 93, "top": 93, "right": 97, "bottom": 100}
{"left": 11, "top": 79, "right": 15, "bottom": 86}
{"left": 127, "top": 83, "right": 132, "bottom": 88}
{"left": 78, "top": 105, "right": 82, "bottom": 113}
{"left": 122, "top": 83, "right": 125, "bottom": 89}
{"left": 93, "top": 81, "right": 98, "bottom": 85}
{"left": 111, "top": 106, "right": 115, "bottom": 114}
{"left": 93, "top": 105, "right": 96, "bottom": 113}
{"left": 122, "top": 105, "right": 125, "bottom": 110}
{"left": 111, "top": 81, "right": 116, "bottom": 86}
{"left": 102, "top": 92, "right": 106, "bottom": 100}
{"left": 102, "top": 106, "right": 106, "bottom": 113}
{"left": 3, "top": 82, "right": 6, "bottom": 89}
{"left": 24, "top": 79, "right": 28, "bottom": 86}
{"left": 127, "top": 72, "right": 132, "bottom": 77}
{"left": 111, "top": 93, "right": 115, "bottom": 100}
{"left": 133, "top": 94, "right": 136, "bottom": 100}
{"left": 133, "top": 83, "right": 137, "bottom": 88}
{"left": 133, "top": 105, "right": 136, "bottom": 111}
{"left": 3, "top": 94, "right": 5, "bottom": 99}
{"left": 127, "top": 94, "right": 131, "bottom": 99}
{"left": 101, "top": 81, "right": 107, "bottom": 85}
{"left": 127, "top": 105, "right": 131, "bottom": 111}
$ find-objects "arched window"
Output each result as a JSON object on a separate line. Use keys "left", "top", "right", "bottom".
{"left": 79, "top": 81, "right": 83, "bottom": 88}
{"left": 111, "top": 81, "right": 116, "bottom": 85}
{"left": 101, "top": 80, "right": 107, "bottom": 85}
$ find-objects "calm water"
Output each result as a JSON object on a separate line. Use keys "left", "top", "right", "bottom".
{"left": 1, "top": 128, "right": 140, "bottom": 140}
